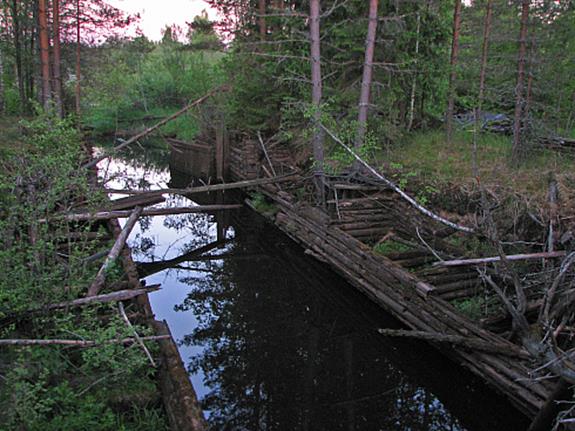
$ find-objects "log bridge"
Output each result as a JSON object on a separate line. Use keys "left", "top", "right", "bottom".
{"left": 228, "top": 138, "right": 555, "bottom": 420}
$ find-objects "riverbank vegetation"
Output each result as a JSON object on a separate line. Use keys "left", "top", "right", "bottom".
{"left": 0, "top": 116, "right": 167, "bottom": 430}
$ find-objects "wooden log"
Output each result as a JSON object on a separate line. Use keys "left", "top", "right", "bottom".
{"left": 434, "top": 251, "right": 567, "bottom": 267}
{"left": 434, "top": 279, "right": 480, "bottom": 294}
{"left": 0, "top": 335, "right": 169, "bottom": 346}
{"left": 46, "top": 205, "right": 242, "bottom": 223}
{"left": 104, "top": 175, "right": 296, "bottom": 197}
{"left": 151, "top": 320, "right": 207, "bottom": 431}
{"left": 376, "top": 328, "right": 530, "bottom": 358}
{"left": 108, "top": 194, "right": 166, "bottom": 211}
{"left": 46, "top": 285, "right": 160, "bottom": 311}
{"left": 527, "top": 379, "right": 572, "bottom": 431}
{"left": 87, "top": 207, "right": 143, "bottom": 297}
{"left": 440, "top": 287, "right": 482, "bottom": 301}
{"left": 271, "top": 202, "right": 550, "bottom": 412}
{"left": 83, "top": 88, "right": 224, "bottom": 169}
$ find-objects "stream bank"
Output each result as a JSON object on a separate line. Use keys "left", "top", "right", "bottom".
{"left": 104, "top": 143, "right": 529, "bottom": 430}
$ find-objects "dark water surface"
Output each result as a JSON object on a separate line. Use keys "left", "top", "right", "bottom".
{"left": 99, "top": 144, "right": 528, "bottom": 431}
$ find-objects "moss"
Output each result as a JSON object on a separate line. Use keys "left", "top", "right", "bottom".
{"left": 373, "top": 240, "right": 412, "bottom": 255}
{"left": 249, "top": 192, "right": 278, "bottom": 217}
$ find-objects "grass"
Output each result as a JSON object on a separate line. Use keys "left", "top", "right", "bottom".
{"left": 382, "top": 130, "right": 574, "bottom": 200}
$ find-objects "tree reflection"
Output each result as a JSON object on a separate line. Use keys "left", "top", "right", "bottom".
{"left": 176, "top": 213, "right": 472, "bottom": 431}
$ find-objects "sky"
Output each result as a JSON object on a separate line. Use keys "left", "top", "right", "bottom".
{"left": 108, "top": 0, "right": 219, "bottom": 41}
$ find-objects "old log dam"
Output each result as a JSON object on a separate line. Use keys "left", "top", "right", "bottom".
{"left": 225, "top": 137, "right": 556, "bottom": 421}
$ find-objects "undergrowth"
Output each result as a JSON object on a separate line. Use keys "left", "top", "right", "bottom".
{"left": 0, "top": 115, "right": 167, "bottom": 430}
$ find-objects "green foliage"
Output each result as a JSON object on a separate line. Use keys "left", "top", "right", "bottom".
{"left": 451, "top": 296, "right": 485, "bottom": 321}
{"left": 249, "top": 192, "right": 278, "bottom": 217}
{"left": 84, "top": 38, "right": 225, "bottom": 136}
{"left": 0, "top": 117, "right": 165, "bottom": 429}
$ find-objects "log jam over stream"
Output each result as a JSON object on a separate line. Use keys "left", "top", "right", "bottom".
{"left": 98, "top": 143, "right": 529, "bottom": 430}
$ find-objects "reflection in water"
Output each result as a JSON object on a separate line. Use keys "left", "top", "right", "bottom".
{"left": 100, "top": 144, "right": 528, "bottom": 431}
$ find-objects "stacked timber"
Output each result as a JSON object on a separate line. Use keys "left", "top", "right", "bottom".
{"left": 267, "top": 194, "right": 551, "bottom": 417}
{"left": 230, "top": 139, "right": 258, "bottom": 180}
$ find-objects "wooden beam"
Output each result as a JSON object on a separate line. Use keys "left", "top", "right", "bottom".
{"left": 0, "top": 335, "right": 170, "bottom": 346}
{"left": 87, "top": 207, "right": 143, "bottom": 296}
{"left": 103, "top": 174, "right": 296, "bottom": 197}
{"left": 43, "top": 205, "right": 242, "bottom": 223}
{"left": 434, "top": 251, "right": 566, "bottom": 268}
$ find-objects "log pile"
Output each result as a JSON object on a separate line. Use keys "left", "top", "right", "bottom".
{"left": 230, "top": 137, "right": 295, "bottom": 182}
{"left": 268, "top": 192, "right": 551, "bottom": 417}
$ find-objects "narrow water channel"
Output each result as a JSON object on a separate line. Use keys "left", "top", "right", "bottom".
{"left": 98, "top": 143, "right": 528, "bottom": 431}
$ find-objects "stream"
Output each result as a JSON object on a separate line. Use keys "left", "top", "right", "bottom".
{"left": 97, "top": 142, "right": 528, "bottom": 431}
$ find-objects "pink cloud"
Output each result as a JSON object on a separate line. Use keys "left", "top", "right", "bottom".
{"left": 108, "top": 0, "right": 218, "bottom": 41}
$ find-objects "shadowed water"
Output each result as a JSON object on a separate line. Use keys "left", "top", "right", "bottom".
{"left": 99, "top": 143, "right": 529, "bottom": 431}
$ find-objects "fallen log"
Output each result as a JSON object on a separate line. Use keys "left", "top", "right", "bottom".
{"left": 320, "top": 123, "right": 475, "bottom": 233}
{"left": 83, "top": 88, "right": 224, "bottom": 169}
{"left": 103, "top": 174, "right": 297, "bottom": 197}
{"left": 376, "top": 328, "right": 529, "bottom": 358}
{"left": 0, "top": 335, "right": 170, "bottom": 346}
{"left": 48, "top": 285, "right": 160, "bottom": 311}
{"left": 43, "top": 205, "right": 242, "bottom": 223}
{"left": 151, "top": 320, "right": 207, "bottom": 431}
{"left": 108, "top": 194, "right": 166, "bottom": 211}
{"left": 87, "top": 207, "right": 143, "bottom": 297}
{"left": 434, "top": 251, "right": 566, "bottom": 267}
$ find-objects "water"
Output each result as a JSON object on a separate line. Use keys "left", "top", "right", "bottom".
{"left": 98, "top": 143, "right": 528, "bottom": 431}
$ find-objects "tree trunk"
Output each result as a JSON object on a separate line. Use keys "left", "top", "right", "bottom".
{"left": 446, "top": 0, "right": 462, "bottom": 144}
{"left": 75, "top": 0, "right": 81, "bottom": 117}
{"left": 52, "top": 0, "right": 63, "bottom": 117}
{"left": 258, "top": 0, "right": 266, "bottom": 40}
{"left": 309, "top": 0, "right": 325, "bottom": 206}
{"left": 0, "top": 46, "right": 4, "bottom": 113}
{"left": 407, "top": 13, "right": 421, "bottom": 131}
{"left": 355, "top": 0, "right": 379, "bottom": 154}
{"left": 472, "top": 0, "right": 493, "bottom": 178}
{"left": 38, "top": 0, "right": 51, "bottom": 110}
{"left": 10, "top": 0, "right": 26, "bottom": 111}
{"left": 511, "top": 0, "right": 530, "bottom": 163}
